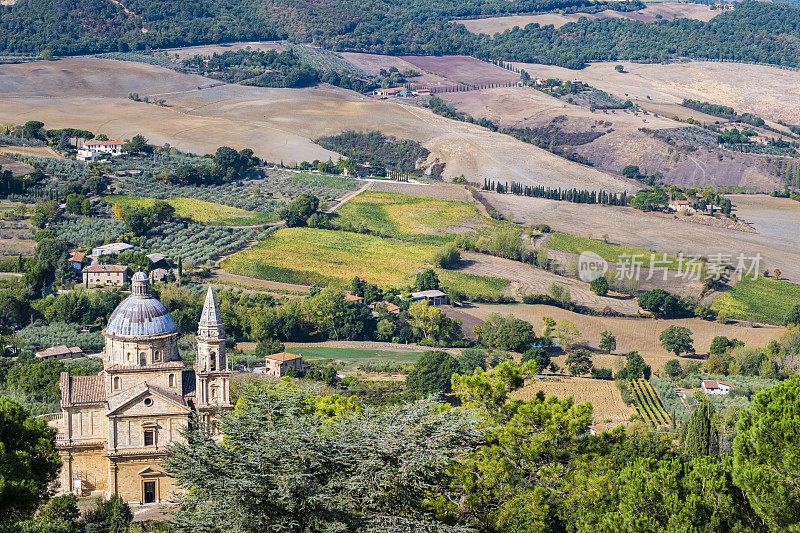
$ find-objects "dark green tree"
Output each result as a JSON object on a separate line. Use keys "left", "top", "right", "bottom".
{"left": 566, "top": 348, "right": 593, "bottom": 376}
{"left": 733, "top": 375, "right": 800, "bottom": 531}
{"left": 680, "top": 399, "right": 719, "bottom": 459}
{"left": 664, "top": 359, "right": 683, "bottom": 379}
{"left": 0, "top": 398, "right": 61, "bottom": 531}
{"left": 521, "top": 347, "right": 550, "bottom": 372}
{"left": 405, "top": 350, "right": 460, "bottom": 396}
{"left": 599, "top": 330, "right": 616, "bottom": 354}
{"left": 660, "top": 326, "right": 694, "bottom": 357}
{"left": 590, "top": 276, "right": 609, "bottom": 296}
{"left": 414, "top": 268, "right": 440, "bottom": 291}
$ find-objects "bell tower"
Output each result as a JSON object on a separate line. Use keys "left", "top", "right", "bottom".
{"left": 195, "top": 287, "right": 231, "bottom": 410}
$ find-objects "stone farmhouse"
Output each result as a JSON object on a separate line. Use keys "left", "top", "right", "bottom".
{"left": 83, "top": 264, "right": 130, "bottom": 287}
{"left": 77, "top": 140, "right": 126, "bottom": 162}
{"left": 43, "top": 274, "right": 231, "bottom": 504}
{"left": 264, "top": 352, "right": 305, "bottom": 377}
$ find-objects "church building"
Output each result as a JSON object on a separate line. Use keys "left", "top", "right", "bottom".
{"left": 44, "top": 273, "right": 231, "bottom": 504}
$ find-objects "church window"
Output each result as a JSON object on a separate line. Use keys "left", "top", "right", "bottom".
{"left": 210, "top": 352, "right": 216, "bottom": 371}
{"left": 127, "top": 352, "right": 132, "bottom": 362}
{"left": 113, "top": 376, "right": 121, "bottom": 391}
{"left": 153, "top": 350, "right": 161, "bottom": 363}
{"left": 143, "top": 429, "right": 155, "bottom": 446}
{"left": 143, "top": 397, "right": 153, "bottom": 407}
{"left": 139, "top": 352, "right": 146, "bottom": 366}
{"left": 168, "top": 374, "right": 175, "bottom": 388}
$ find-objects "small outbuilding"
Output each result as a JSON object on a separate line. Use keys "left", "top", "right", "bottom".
{"left": 264, "top": 352, "right": 306, "bottom": 377}
{"left": 701, "top": 379, "right": 733, "bottom": 395}
{"left": 410, "top": 290, "right": 448, "bottom": 307}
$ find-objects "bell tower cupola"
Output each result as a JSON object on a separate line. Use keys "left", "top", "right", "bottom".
{"left": 195, "top": 287, "right": 231, "bottom": 409}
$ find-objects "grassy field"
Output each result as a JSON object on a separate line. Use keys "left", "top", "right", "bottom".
{"left": 545, "top": 232, "right": 681, "bottom": 270}
{"left": 335, "top": 191, "right": 500, "bottom": 245}
{"left": 221, "top": 228, "right": 439, "bottom": 286}
{"left": 437, "top": 269, "right": 510, "bottom": 299}
{"left": 285, "top": 346, "right": 424, "bottom": 371}
{"left": 105, "top": 195, "right": 276, "bottom": 226}
{"left": 711, "top": 276, "right": 800, "bottom": 325}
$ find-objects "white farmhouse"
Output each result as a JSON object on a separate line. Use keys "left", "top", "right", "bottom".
{"left": 77, "top": 140, "right": 126, "bottom": 162}
{"left": 701, "top": 379, "right": 733, "bottom": 395}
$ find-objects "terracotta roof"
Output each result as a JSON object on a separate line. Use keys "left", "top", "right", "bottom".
{"left": 62, "top": 373, "right": 106, "bottom": 406}
{"left": 670, "top": 200, "right": 692, "bottom": 205}
{"left": 69, "top": 252, "right": 85, "bottom": 263}
{"left": 702, "top": 380, "right": 720, "bottom": 388}
{"left": 718, "top": 380, "right": 734, "bottom": 387}
{"left": 36, "top": 345, "right": 83, "bottom": 358}
{"left": 344, "top": 293, "right": 364, "bottom": 302}
{"left": 83, "top": 264, "right": 129, "bottom": 273}
{"left": 266, "top": 352, "right": 302, "bottom": 362}
{"left": 86, "top": 140, "right": 124, "bottom": 146}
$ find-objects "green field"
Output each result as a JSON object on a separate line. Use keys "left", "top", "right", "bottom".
{"left": 436, "top": 269, "right": 510, "bottom": 299}
{"left": 287, "top": 346, "right": 426, "bottom": 371}
{"left": 336, "top": 191, "right": 505, "bottom": 244}
{"left": 221, "top": 227, "right": 439, "bottom": 286}
{"left": 545, "top": 232, "right": 681, "bottom": 270}
{"left": 711, "top": 276, "right": 800, "bottom": 325}
{"left": 105, "top": 195, "right": 276, "bottom": 226}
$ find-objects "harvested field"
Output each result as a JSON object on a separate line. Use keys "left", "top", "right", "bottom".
{"left": 367, "top": 181, "right": 473, "bottom": 202}
{"left": 456, "top": 252, "right": 639, "bottom": 313}
{"left": 339, "top": 52, "right": 453, "bottom": 89}
{"left": 0, "top": 155, "right": 33, "bottom": 176}
{"left": 459, "top": 303, "right": 785, "bottom": 371}
{"left": 481, "top": 193, "right": 800, "bottom": 283}
{"left": 0, "top": 145, "right": 62, "bottom": 159}
{"left": 455, "top": 3, "right": 719, "bottom": 34}
{"left": 399, "top": 55, "right": 520, "bottom": 87}
{"left": 728, "top": 194, "right": 800, "bottom": 241}
{"left": 514, "top": 376, "right": 634, "bottom": 422}
{"left": 507, "top": 60, "right": 800, "bottom": 126}
{"left": 439, "top": 85, "right": 783, "bottom": 190}
{"left": 0, "top": 218, "right": 34, "bottom": 257}
{"left": 162, "top": 41, "right": 284, "bottom": 59}
{"left": 210, "top": 269, "right": 311, "bottom": 294}
{"left": 0, "top": 56, "right": 636, "bottom": 192}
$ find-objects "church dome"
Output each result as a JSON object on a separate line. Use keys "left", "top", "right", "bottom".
{"left": 105, "top": 283, "right": 178, "bottom": 338}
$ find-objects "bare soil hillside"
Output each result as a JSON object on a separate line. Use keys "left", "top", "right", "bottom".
{"left": 0, "top": 57, "right": 637, "bottom": 192}
{"left": 440, "top": 84, "right": 786, "bottom": 190}
{"left": 481, "top": 192, "right": 800, "bottom": 282}
{"left": 455, "top": 3, "right": 720, "bottom": 34}
{"left": 507, "top": 60, "right": 800, "bottom": 126}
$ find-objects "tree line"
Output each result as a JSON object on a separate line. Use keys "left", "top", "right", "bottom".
{"left": 483, "top": 178, "right": 630, "bottom": 206}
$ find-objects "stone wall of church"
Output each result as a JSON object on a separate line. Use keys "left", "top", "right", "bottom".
{"left": 112, "top": 456, "right": 181, "bottom": 504}
{"left": 110, "top": 413, "right": 188, "bottom": 452}
{"left": 65, "top": 406, "right": 107, "bottom": 442}
{"left": 59, "top": 448, "right": 108, "bottom": 496}
{"left": 105, "top": 369, "right": 183, "bottom": 396}
{"left": 104, "top": 333, "right": 178, "bottom": 367}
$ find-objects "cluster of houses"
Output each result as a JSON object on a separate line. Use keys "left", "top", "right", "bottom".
{"left": 667, "top": 199, "right": 722, "bottom": 215}
{"left": 76, "top": 140, "right": 127, "bottom": 162}
{"left": 73, "top": 243, "right": 171, "bottom": 287}
{"left": 372, "top": 87, "right": 432, "bottom": 98}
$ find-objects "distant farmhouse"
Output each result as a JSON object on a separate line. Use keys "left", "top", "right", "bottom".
{"left": 83, "top": 264, "right": 130, "bottom": 287}
{"left": 702, "top": 380, "right": 733, "bottom": 395}
{"left": 36, "top": 345, "right": 84, "bottom": 360}
{"left": 264, "top": 352, "right": 306, "bottom": 377}
{"left": 77, "top": 140, "right": 126, "bottom": 162}
{"left": 410, "top": 290, "right": 448, "bottom": 307}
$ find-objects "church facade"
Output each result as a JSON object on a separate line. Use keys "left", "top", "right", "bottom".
{"left": 46, "top": 273, "right": 231, "bottom": 504}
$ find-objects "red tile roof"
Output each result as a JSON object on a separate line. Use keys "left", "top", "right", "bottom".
{"left": 266, "top": 352, "right": 302, "bottom": 362}
{"left": 62, "top": 374, "right": 106, "bottom": 406}
{"left": 86, "top": 140, "right": 124, "bottom": 146}
{"left": 69, "top": 252, "right": 86, "bottom": 263}
{"left": 83, "top": 264, "right": 129, "bottom": 273}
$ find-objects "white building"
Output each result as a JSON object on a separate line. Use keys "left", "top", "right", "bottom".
{"left": 92, "top": 242, "right": 134, "bottom": 257}
{"left": 77, "top": 140, "right": 126, "bottom": 162}
{"left": 701, "top": 379, "right": 733, "bottom": 395}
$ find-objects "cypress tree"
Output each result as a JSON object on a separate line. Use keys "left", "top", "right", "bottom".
{"left": 680, "top": 399, "right": 719, "bottom": 458}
